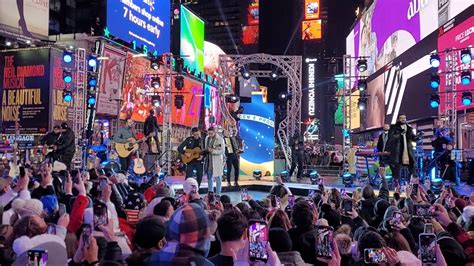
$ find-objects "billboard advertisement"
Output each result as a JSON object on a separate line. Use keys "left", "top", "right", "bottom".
{"left": 204, "top": 84, "right": 221, "bottom": 129}
{"left": 305, "top": 0, "right": 320, "bottom": 19}
{"left": 180, "top": 5, "right": 205, "bottom": 75}
{"left": 1, "top": 49, "right": 50, "bottom": 134}
{"left": 97, "top": 44, "right": 126, "bottom": 116}
{"left": 438, "top": 15, "right": 474, "bottom": 112}
{"left": 239, "top": 92, "right": 275, "bottom": 176}
{"left": 0, "top": 0, "right": 49, "bottom": 38}
{"left": 107, "top": 0, "right": 171, "bottom": 55}
{"left": 302, "top": 20, "right": 322, "bottom": 40}
{"left": 242, "top": 0, "right": 259, "bottom": 45}
{"left": 345, "top": 0, "right": 472, "bottom": 76}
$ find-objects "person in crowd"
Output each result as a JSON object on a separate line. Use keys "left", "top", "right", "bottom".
{"left": 269, "top": 227, "right": 306, "bottom": 265}
{"left": 223, "top": 129, "right": 242, "bottom": 187}
{"left": 268, "top": 209, "right": 292, "bottom": 231}
{"left": 113, "top": 119, "right": 136, "bottom": 172}
{"left": 40, "top": 125, "right": 62, "bottom": 162}
{"left": 126, "top": 217, "right": 167, "bottom": 265}
{"left": 144, "top": 109, "right": 161, "bottom": 153}
{"left": 153, "top": 199, "right": 174, "bottom": 222}
{"left": 288, "top": 200, "right": 317, "bottom": 264}
{"left": 288, "top": 131, "right": 305, "bottom": 181}
{"left": 55, "top": 123, "right": 76, "bottom": 170}
{"left": 178, "top": 127, "right": 204, "bottom": 187}
{"left": 204, "top": 127, "right": 225, "bottom": 195}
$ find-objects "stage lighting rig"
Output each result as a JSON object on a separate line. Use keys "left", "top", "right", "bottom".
{"left": 430, "top": 74, "right": 440, "bottom": 89}
{"left": 87, "top": 94, "right": 96, "bottom": 105}
{"left": 461, "top": 70, "right": 471, "bottom": 85}
{"left": 152, "top": 95, "right": 161, "bottom": 107}
{"left": 175, "top": 76, "right": 184, "bottom": 90}
{"left": 460, "top": 48, "right": 472, "bottom": 64}
{"left": 270, "top": 68, "right": 279, "bottom": 81}
{"left": 63, "top": 51, "right": 73, "bottom": 64}
{"left": 358, "top": 97, "right": 368, "bottom": 110}
{"left": 358, "top": 79, "right": 367, "bottom": 91}
{"left": 462, "top": 91, "right": 472, "bottom": 106}
{"left": 88, "top": 55, "right": 98, "bottom": 68}
{"left": 430, "top": 53, "right": 440, "bottom": 68}
{"left": 240, "top": 66, "right": 251, "bottom": 80}
{"left": 278, "top": 92, "right": 289, "bottom": 101}
{"left": 63, "top": 70, "right": 72, "bottom": 83}
{"left": 357, "top": 59, "right": 367, "bottom": 72}
{"left": 151, "top": 77, "right": 161, "bottom": 89}
{"left": 175, "top": 57, "right": 184, "bottom": 73}
{"left": 88, "top": 76, "right": 97, "bottom": 87}
{"left": 63, "top": 89, "right": 73, "bottom": 102}
{"left": 174, "top": 95, "right": 184, "bottom": 109}
{"left": 226, "top": 95, "right": 240, "bottom": 103}
{"left": 430, "top": 94, "right": 440, "bottom": 108}
{"left": 309, "top": 170, "right": 320, "bottom": 185}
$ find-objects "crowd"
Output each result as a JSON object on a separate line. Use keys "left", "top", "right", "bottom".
{"left": 0, "top": 161, "right": 473, "bottom": 266}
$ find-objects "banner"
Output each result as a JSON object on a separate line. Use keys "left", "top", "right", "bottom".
{"left": 98, "top": 45, "right": 126, "bottom": 116}
{"left": 50, "top": 49, "right": 75, "bottom": 128}
{"left": 0, "top": 0, "right": 49, "bottom": 38}
{"left": 1, "top": 49, "right": 50, "bottom": 134}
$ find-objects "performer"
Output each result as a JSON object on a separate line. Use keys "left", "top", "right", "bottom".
{"left": 178, "top": 127, "right": 204, "bottom": 187}
{"left": 204, "top": 127, "right": 225, "bottom": 195}
{"left": 288, "top": 131, "right": 305, "bottom": 180}
{"left": 224, "top": 129, "right": 243, "bottom": 187}
{"left": 387, "top": 114, "right": 417, "bottom": 185}
{"left": 438, "top": 143, "right": 456, "bottom": 182}
{"left": 55, "top": 123, "right": 76, "bottom": 170}
{"left": 113, "top": 119, "right": 135, "bottom": 172}
{"left": 144, "top": 109, "right": 161, "bottom": 153}
{"left": 40, "top": 125, "right": 62, "bottom": 162}
{"left": 376, "top": 124, "right": 390, "bottom": 166}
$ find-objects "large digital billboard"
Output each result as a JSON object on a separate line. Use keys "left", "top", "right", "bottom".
{"left": 180, "top": 5, "right": 205, "bottom": 75}
{"left": 304, "top": 0, "right": 320, "bottom": 20}
{"left": 0, "top": 0, "right": 49, "bottom": 38}
{"left": 107, "top": 0, "right": 171, "bottom": 55}
{"left": 242, "top": 0, "right": 259, "bottom": 45}
{"left": 302, "top": 20, "right": 322, "bottom": 40}
{"left": 98, "top": 44, "right": 126, "bottom": 116}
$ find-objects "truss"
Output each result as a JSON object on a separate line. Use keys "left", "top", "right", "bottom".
{"left": 218, "top": 53, "right": 302, "bottom": 167}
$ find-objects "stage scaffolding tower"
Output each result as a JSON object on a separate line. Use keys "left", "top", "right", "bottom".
{"left": 160, "top": 53, "right": 174, "bottom": 174}
{"left": 73, "top": 48, "right": 87, "bottom": 169}
{"left": 342, "top": 55, "right": 353, "bottom": 175}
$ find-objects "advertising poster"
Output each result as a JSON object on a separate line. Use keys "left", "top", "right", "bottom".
{"left": 1, "top": 49, "right": 50, "bottom": 134}
{"left": 239, "top": 92, "right": 275, "bottom": 176}
{"left": 242, "top": 0, "right": 259, "bottom": 45}
{"left": 438, "top": 16, "right": 474, "bottom": 112}
{"left": 180, "top": 5, "right": 205, "bottom": 75}
{"left": 97, "top": 44, "right": 126, "bottom": 116}
{"left": 0, "top": 0, "right": 49, "bottom": 38}
{"left": 107, "top": 0, "right": 170, "bottom": 55}
{"left": 302, "top": 20, "right": 322, "bottom": 40}
{"left": 305, "top": 0, "right": 320, "bottom": 20}
{"left": 204, "top": 84, "right": 221, "bottom": 129}
{"left": 50, "top": 48, "right": 75, "bottom": 128}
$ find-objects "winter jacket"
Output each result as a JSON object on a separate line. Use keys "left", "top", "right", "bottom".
{"left": 67, "top": 195, "right": 88, "bottom": 233}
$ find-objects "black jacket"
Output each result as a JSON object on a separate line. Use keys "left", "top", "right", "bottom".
{"left": 144, "top": 115, "right": 160, "bottom": 136}
{"left": 56, "top": 128, "right": 76, "bottom": 156}
{"left": 387, "top": 122, "right": 416, "bottom": 165}
{"left": 40, "top": 132, "right": 61, "bottom": 146}
{"left": 376, "top": 132, "right": 389, "bottom": 152}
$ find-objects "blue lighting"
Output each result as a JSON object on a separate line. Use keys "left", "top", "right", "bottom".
{"left": 63, "top": 52, "right": 72, "bottom": 63}
{"left": 430, "top": 80, "right": 439, "bottom": 89}
{"left": 88, "top": 77, "right": 97, "bottom": 87}
{"left": 461, "top": 74, "right": 471, "bottom": 85}
{"left": 461, "top": 49, "right": 472, "bottom": 64}
{"left": 88, "top": 96, "right": 96, "bottom": 105}
{"left": 88, "top": 57, "right": 97, "bottom": 68}
{"left": 63, "top": 93, "right": 72, "bottom": 102}
{"left": 430, "top": 100, "right": 439, "bottom": 108}
{"left": 64, "top": 76, "right": 72, "bottom": 83}
{"left": 463, "top": 97, "right": 472, "bottom": 106}
{"left": 430, "top": 54, "right": 440, "bottom": 68}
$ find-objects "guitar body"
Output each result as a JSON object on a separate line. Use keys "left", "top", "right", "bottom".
{"left": 181, "top": 147, "right": 204, "bottom": 164}
{"left": 133, "top": 158, "right": 146, "bottom": 175}
{"left": 115, "top": 138, "right": 139, "bottom": 157}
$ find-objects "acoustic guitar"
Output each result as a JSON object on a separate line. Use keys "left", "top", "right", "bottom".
{"left": 181, "top": 147, "right": 207, "bottom": 164}
{"left": 115, "top": 135, "right": 150, "bottom": 158}
{"left": 133, "top": 150, "right": 146, "bottom": 175}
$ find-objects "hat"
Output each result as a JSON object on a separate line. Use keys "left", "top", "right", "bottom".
{"left": 155, "top": 181, "right": 172, "bottom": 198}
{"left": 18, "top": 199, "right": 44, "bottom": 216}
{"left": 134, "top": 217, "right": 166, "bottom": 249}
{"left": 374, "top": 199, "right": 390, "bottom": 217}
{"left": 40, "top": 195, "right": 58, "bottom": 216}
{"left": 166, "top": 203, "right": 210, "bottom": 251}
{"left": 462, "top": 206, "right": 474, "bottom": 223}
{"left": 12, "top": 235, "right": 67, "bottom": 265}
{"left": 52, "top": 161, "right": 67, "bottom": 172}
{"left": 60, "top": 122, "right": 69, "bottom": 129}
{"left": 183, "top": 178, "right": 198, "bottom": 194}
{"left": 219, "top": 195, "right": 231, "bottom": 205}
{"left": 269, "top": 228, "right": 292, "bottom": 252}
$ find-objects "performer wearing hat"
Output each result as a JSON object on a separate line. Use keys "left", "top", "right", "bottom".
{"left": 55, "top": 123, "right": 76, "bottom": 170}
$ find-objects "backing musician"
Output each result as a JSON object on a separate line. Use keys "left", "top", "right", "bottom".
{"left": 55, "top": 123, "right": 76, "bottom": 170}
{"left": 144, "top": 109, "right": 161, "bottom": 153}
{"left": 40, "top": 125, "right": 62, "bottom": 162}
{"left": 178, "top": 127, "right": 204, "bottom": 188}
{"left": 224, "top": 129, "right": 243, "bottom": 187}
{"left": 113, "top": 119, "right": 136, "bottom": 172}
{"left": 376, "top": 123, "right": 391, "bottom": 166}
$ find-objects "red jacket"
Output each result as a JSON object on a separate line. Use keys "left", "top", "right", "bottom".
{"left": 67, "top": 195, "right": 88, "bottom": 233}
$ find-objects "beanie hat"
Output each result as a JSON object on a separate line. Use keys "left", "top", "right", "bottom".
{"left": 219, "top": 195, "right": 231, "bottom": 205}
{"left": 374, "top": 199, "right": 390, "bottom": 217}
{"left": 40, "top": 195, "right": 58, "bottom": 216}
{"left": 455, "top": 198, "right": 467, "bottom": 212}
{"left": 134, "top": 217, "right": 166, "bottom": 249}
{"left": 183, "top": 178, "right": 198, "bottom": 194}
{"left": 462, "top": 206, "right": 474, "bottom": 223}
{"left": 19, "top": 199, "right": 44, "bottom": 216}
{"left": 269, "top": 228, "right": 292, "bottom": 252}
{"left": 155, "top": 181, "right": 172, "bottom": 198}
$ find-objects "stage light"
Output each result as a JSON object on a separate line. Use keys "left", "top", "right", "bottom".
{"left": 358, "top": 79, "right": 367, "bottom": 91}
{"left": 357, "top": 59, "right": 367, "bottom": 72}
{"left": 461, "top": 70, "right": 471, "bottom": 85}
{"left": 175, "top": 57, "right": 183, "bottom": 73}
{"left": 430, "top": 74, "right": 440, "bottom": 89}
{"left": 88, "top": 76, "right": 97, "bottom": 87}
{"left": 152, "top": 95, "right": 161, "bottom": 107}
{"left": 174, "top": 95, "right": 184, "bottom": 109}
{"left": 175, "top": 75, "right": 184, "bottom": 90}
{"left": 150, "top": 59, "right": 159, "bottom": 70}
{"left": 226, "top": 95, "right": 240, "bottom": 103}
{"left": 253, "top": 169, "right": 262, "bottom": 180}
{"left": 280, "top": 170, "right": 289, "bottom": 182}
{"left": 87, "top": 94, "right": 96, "bottom": 105}
{"left": 63, "top": 51, "right": 73, "bottom": 63}
{"left": 341, "top": 172, "right": 353, "bottom": 186}
{"left": 63, "top": 70, "right": 72, "bottom": 83}
{"left": 63, "top": 90, "right": 73, "bottom": 102}
{"left": 240, "top": 66, "right": 251, "bottom": 80}
{"left": 88, "top": 56, "right": 98, "bottom": 68}
{"left": 430, "top": 53, "right": 440, "bottom": 68}
{"left": 309, "top": 170, "right": 320, "bottom": 185}
{"left": 460, "top": 48, "right": 472, "bottom": 64}
{"left": 342, "top": 128, "right": 350, "bottom": 138}
{"left": 151, "top": 77, "right": 161, "bottom": 89}
{"left": 278, "top": 92, "right": 288, "bottom": 101}
{"left": 5, "top": 40, "right": 12, "bottom": 46}
{"left": 462, "top": 91, "right": 472, "bottom": 106}
{"left": 430, "top": 94, "right": 440, "bottom": 108}
{"left": 358, "top": 97, "right": 368, "bottom": 110}
{"left": 270, "top": 68, "right": 279, "bottom": 81}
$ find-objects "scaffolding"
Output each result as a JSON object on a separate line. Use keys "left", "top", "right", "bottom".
{"left": 72, "top": 48, "right": 87, "bottom": 169}
{"left": 160, "top": 53, "right": 174, "bottom": 174}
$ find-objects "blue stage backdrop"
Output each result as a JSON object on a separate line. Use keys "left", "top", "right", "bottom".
{"left": 107, "top": 0, "right": 170, "bottom": 55}
{"left": 239, "top": 92, "right": 275, "bottom": 176}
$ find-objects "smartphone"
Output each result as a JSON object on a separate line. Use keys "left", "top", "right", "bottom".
{"left": 340, "top": 188, "right": 346, "bottom": 197}
{"left": 315, "top": 226, "right": 333, "bottom": 258}
{"left": 287, "top": 195, "right": 296, "bottom": 209}
{"left": 419, "top": 233, "right": 437, "bottom": 263}
{"left": 389, "top": 211, "right": 403, "bottom": 226}
{"left": 82, "top": 224, "right": 92, "bottom": 248}
{"left": 364, "top": 248, "right": 387, "bottom": 264}
{"left": 93, "top": 202, "right": 108, "bottom": 231}
{"left": 241, "top": 188, "right": 249, "bottom": 201}
{"left": 46, "top": 223, "right": 56, "bottom": 235}
{"left": 58, "top": 203, "right": 66, "bottom": 217}
{"left": 176, "top": 193, "right": 186, "bottom": 208}
{"left": 308, "top": 190, "right": 316, "bottom": 199}
{"left": 318, "top": 177, "right": 324, "bottom": 185}
{"left": 424, "top": 223, "right": 433, "bottom": 234}
{"left": 98, "top": 178, "right": 108, "bottom": 192}
{"left": 208, "top": 192, "right": 215, "bottom": 205}
{"left": 411, "top": 183, "right": 419, "bottom": 195}
{"left": 248, "top": 220, "right": 269, "bottom": 262}
{"left": 71, "top": 170, "right": 79, "bottom": 184}
{"left": 414, "top": 204, "right": 434, "bottom": 218}
{"left": 27, "top": 248, "right": 48, "bottom": 266}
{"left": 19, "top": 166, "right": 26, "bottom": 178}
{"left": 270, "top": 195, "right": 281, "bottom": 209}
{"left": 342, "top": 199, "right": 353, "bottom": 214}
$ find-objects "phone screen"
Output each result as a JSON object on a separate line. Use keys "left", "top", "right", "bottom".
{"left": 241, "top": 189, "right": 249, "bottom": 201}
{"left": 412, "top": 183, "right": 419, "bottom": 195}
{"left": 82, "top": 224, "right": 92, "bottom": 248}
{"left": 248, "top": 220, "right": 268, "bottom": 262}
{"left": 270, "top": 195, "right": 281, "bottom": 209}
{"left": 58, "top": 203, "right": 66, "bottom": 217}
{"left": 71, "top": 170, "right": 79, "bottom": 184}
{"left": 318, "top": 178, "right": 323, "bottom": 185}
{"left": 414, "top": 204, "right": 434, "bottom": 218}
{"left": 424, "top": 223, "right": 433, "bottom": 234}
{"left": 208, "top": 192, "right": 215, "bottom": 205}
{"left": 364, "top": 248, "right": 387, "bottom": 264}
{"left": 93, "top": 202, "right": 108, "bottom": 231}
{"left": 419, "top": 234, "right": 437, "bottom": 263}
{"left": 315, "top": 226, "right": 333, "bottom": 258}
{"left": 343, "top": 199, "right": 353, "bottom": 213}
{"left": 308, "top": 190, "right": 315, "bottom": 199}
{"left": 98, "top": 178, "right": 108, "bottom": 192}
{"left": 288, "top": 195, "right": 296, "bottom": 209}
{"left": 340, "top": 188, "right": 346, "bottom": 197}
{"left": 47, "top": 224, "right": 56, "bottom": 235}
{"left": 390, "top": 211, "right": 403, "bottom": 225}
{"left": 27, "top": 248, "right": 48, "bottom": 266}
{"left": 19, "top": 166, "right": 25, "bottom": 178}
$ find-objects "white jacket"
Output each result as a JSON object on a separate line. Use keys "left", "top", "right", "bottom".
{"left": 204, "top": 135, "right": 225, "bottom": 177}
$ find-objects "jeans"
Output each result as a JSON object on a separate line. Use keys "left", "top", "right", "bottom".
{"left": 226, "top": 154, "right": 239, "bottom": 183}
{"left": 289, "top": 151, "right": 304, "bottom": 178}
{"left": 207, "top": 169, "right": 222, "bottom": 195}
{"left": 185, "top": 160, "right": 203, "bottom": 188}
{"left": 119, "top": 156, "right": 130, "bottom": 173}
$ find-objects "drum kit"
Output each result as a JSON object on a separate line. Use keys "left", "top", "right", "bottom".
{"left": 88, "top": 143, "right": 122, "bottom": 173}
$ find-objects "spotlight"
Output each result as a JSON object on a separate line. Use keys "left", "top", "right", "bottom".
{"left": 88, "top": 56, "right": 98, "bottom": 68}
{"left": 429, "top": 94, "right": 440, "bottom": 108}
{"left": 175, "top": 57, "right": 183, "bottom": 73}
{"left": 280, "top": 170, "right": 289, "bottom": 182}
{"left": 63, "top": 90, "right": 73, "bottom": 102}
{"left": 460, "top": 48, "right": 472, "bottom": 64}
{"left": 253, "top": 169, "right": 262, "bottom": 180}
{"left": 430, "top": 53, "right": 440, "bottom": 68}
{"left": 309, "top": 170, "right": 320, "bottom": 185}
{"left": 175, "top": 76, "right": 184, "bottom": 90}
{"left": 430, "top": 74, "right": 440, "bottom": 89}
{"left": 25, "top": 40, "right": 31, "bottom": 45}
{"left": 357, "top": 59, "right": 367, "bottom": 72}
{"left": 461, "top": 70, "right": 471, "bottom": 85}
{"left": 358, "top": 79, "right": 367, "bottom": 91}
{"left": 174, "top": 95, "right": 184, "bottom": 109}
{"left": 341, "top": 172, "right": 353, "bottom": 186}
{"left": 63, "top": 51, "right": 73, "bottom": 63}
{"left": 240, "top": 66, "right": 251, "bottom": 80}
{"left": 88, "top": 76, "right": 97, "bottom": 87}
{"left": 87, "top": 94, "right": 96, "bottom": 105}
{"left": 152, "top": 95, "right": 161, "bottom": 107}
{"left": 342, "top": 128, "right": 350, "bottom": 138}
{"left": 5, "top": 40, "right": 12, "bottom": 46}
{"left": 270, "top": 68, "right": 279, "bottom": 81}
{"left": 278, "top": 92, "right": 288, "bottom": 101}
{"left": 226, "top": 95, "right": 240, "bottom": 103}
{"left": 63, "top": 70, "right": 72, "bottom": 83}
{"left": 358, "top": 97, "right": 368, "bottom": 110}
{"left": 462, "top": 91, "right": 472, "bottom": 106}
{"left": 150, "top": 58, "right": 160, "bottom": 70}
{"left": 151, "top": 77, "right": 161, "bottom": 89}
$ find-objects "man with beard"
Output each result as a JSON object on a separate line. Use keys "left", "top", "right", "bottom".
{"left": 387, "top": 114, "right": 417, "bottom": 185}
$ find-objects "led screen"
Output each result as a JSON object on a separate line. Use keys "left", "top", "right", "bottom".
{"left": 302, "top": 20, "right": 322, "bottom": 40}
{"left": 180, "top": 5, "right": 205, "bottom": 75}
{"left": 107, "top": 0, "right": 170, "bottom": 55}
{"left": 305, "top": 0, "right": 320, "bottom": 20}
{"left": 242, "top": 0, "right": 259, "bottom": 45}
{"left": 0, "top": 0, "right": 49, "bottom": 38}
